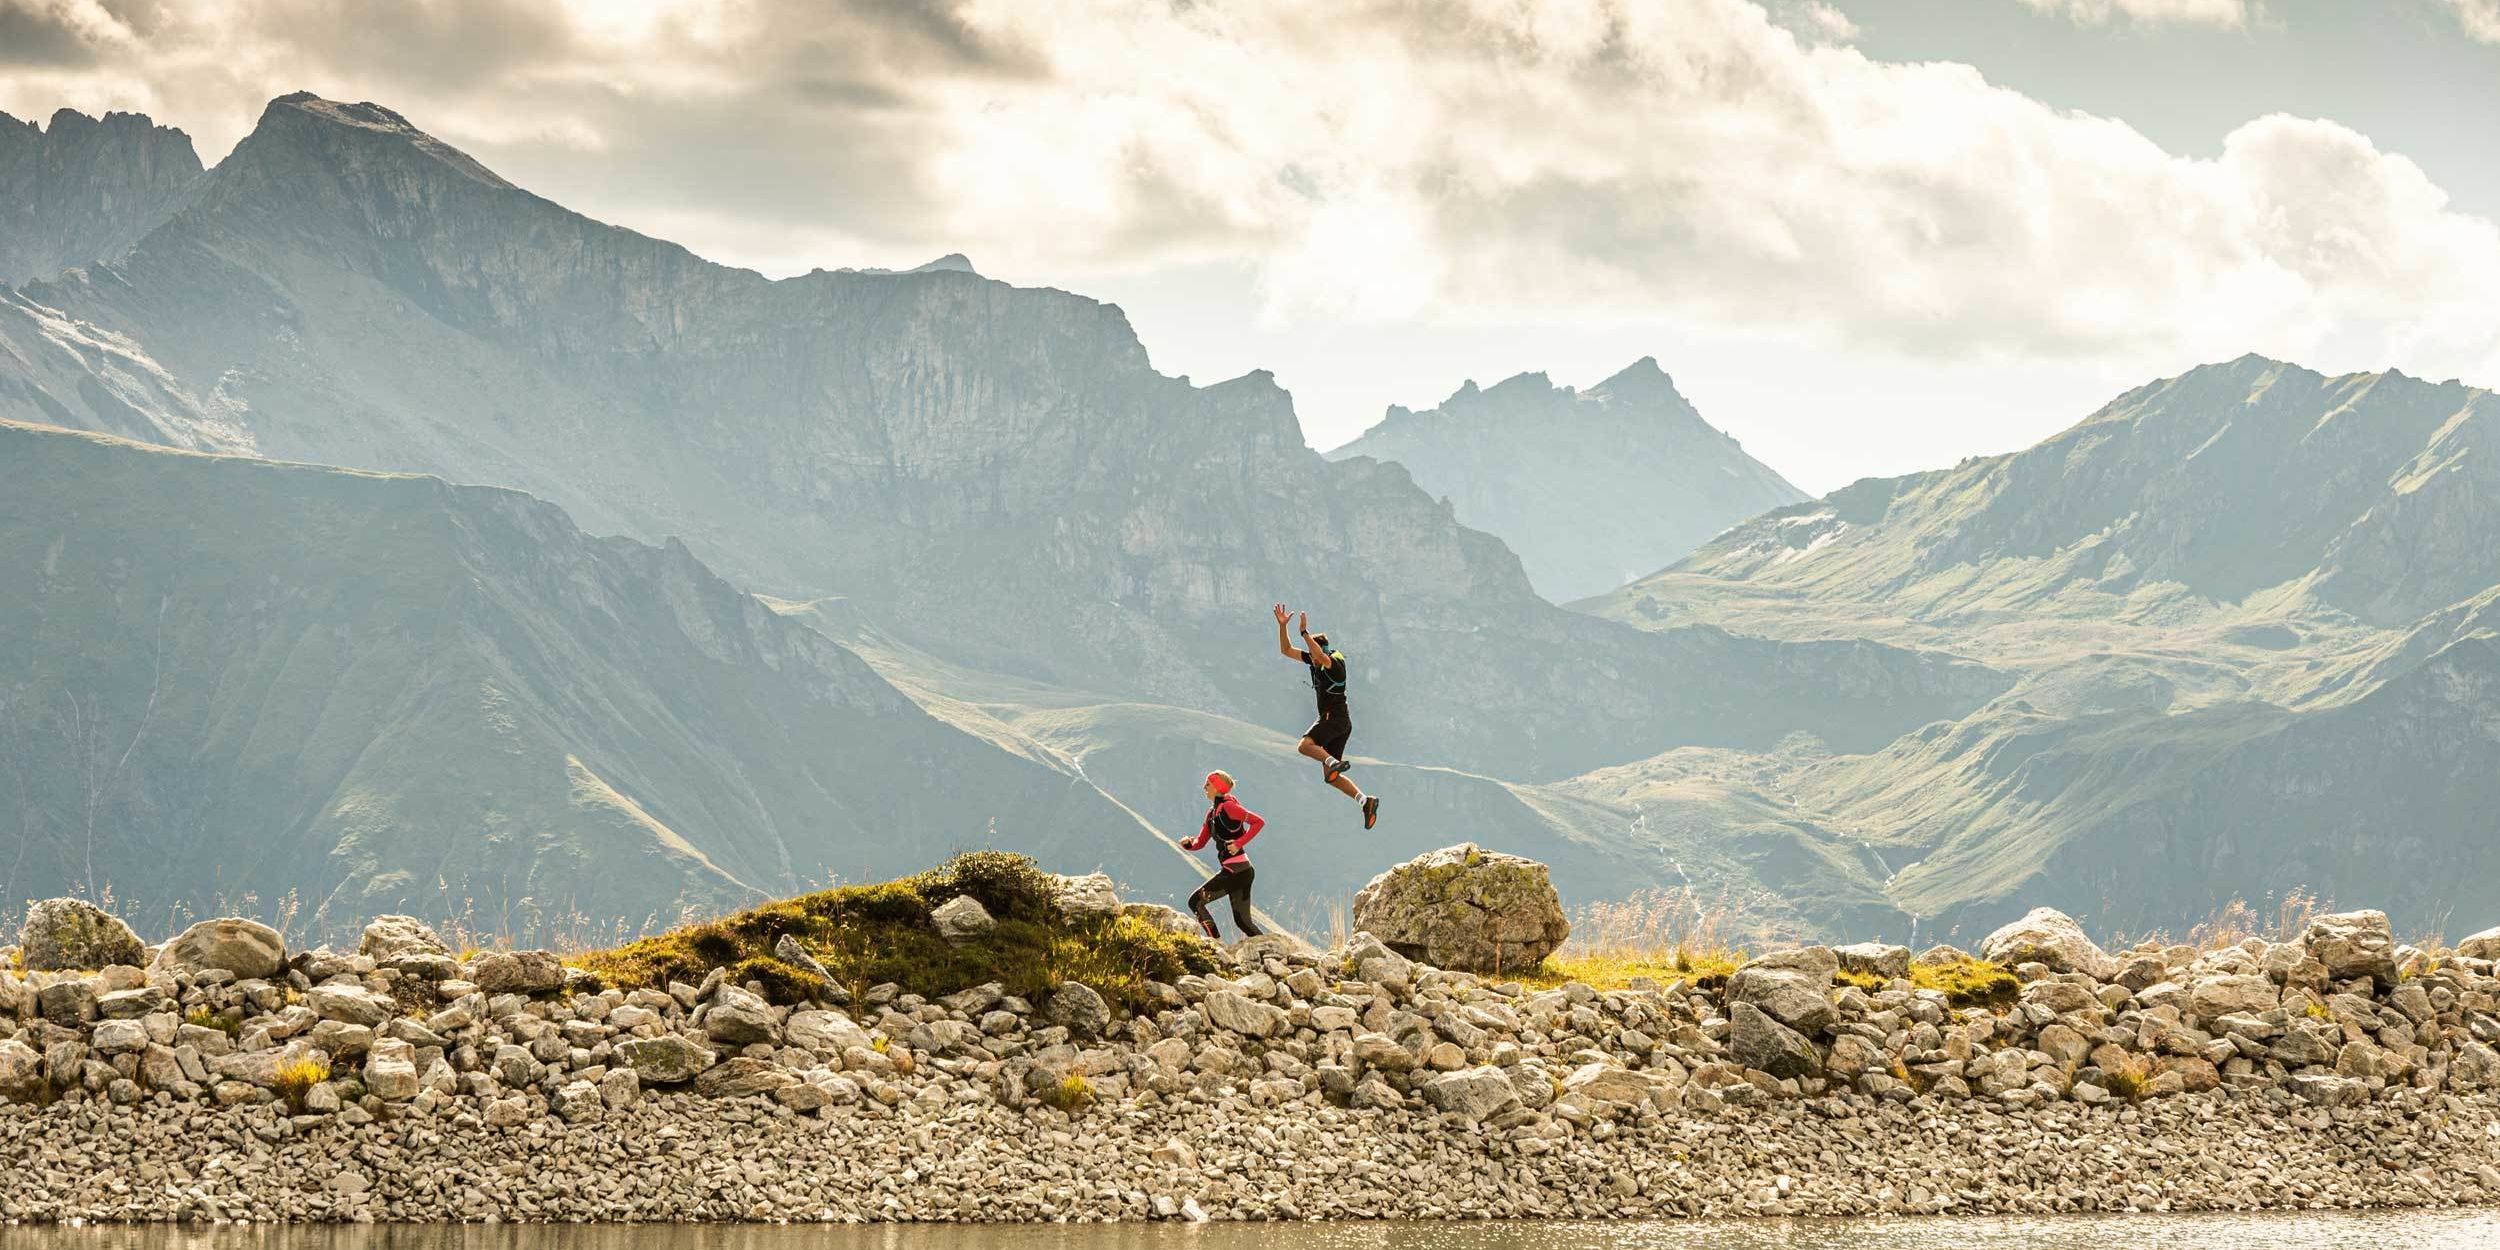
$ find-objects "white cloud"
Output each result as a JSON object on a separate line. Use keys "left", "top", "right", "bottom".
{"left": 2444, "top": 0, "right": 2500, "bottom": 42}
{"left": 4, "top": 0, "right": 2498, "bottom": 390}
{"left": 2015, "top": 0, "right": 2252, "bottom": 26}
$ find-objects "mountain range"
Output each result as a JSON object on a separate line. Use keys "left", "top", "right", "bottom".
{"left": 3, "top": 92, "right": 2496, "bottom": 945}
{"left": 1329, "top": 360, "right": 1806, "bottom": 604}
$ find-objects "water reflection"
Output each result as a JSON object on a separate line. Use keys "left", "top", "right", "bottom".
{"left": 9, "top": 1214, "right": 2500, "bottom": 1250}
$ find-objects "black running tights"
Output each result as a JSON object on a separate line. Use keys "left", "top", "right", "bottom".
{"left": 1188, "top": 863, "right": 1262, "bottom": 939}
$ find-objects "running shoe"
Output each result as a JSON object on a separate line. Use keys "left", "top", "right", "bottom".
{"left": 1362, "top": 795, "right": 1381, "bottom": 830}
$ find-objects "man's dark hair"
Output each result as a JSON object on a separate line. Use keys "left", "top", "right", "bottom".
{"left": 1309, "top": 632, "right": 1330, "bottom": 649}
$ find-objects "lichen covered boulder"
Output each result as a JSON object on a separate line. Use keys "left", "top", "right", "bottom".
{"left": 1978, "top": 906, "right": 2117, "bottom": 980}
{"left": 1351, "top": 843, "right": 1569, "bottom": 974}
{"left": 19, "top": 899, "right": 145, "bottom": 972}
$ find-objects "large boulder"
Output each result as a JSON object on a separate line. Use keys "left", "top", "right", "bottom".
{"left": 358, "top": 915, "right": 451, "bottom": 962}
{"left": 2302, "top": 910, "right": 2400, "bottom": 988}
{"left": 1350, "top": 844, "right": 1570, "bottom": 975}
{"left": 2457, "top": 926, "right": 2500, "bottom": 962}
{"left": 156, "top": 918, "right": 285, "bottom": 980}
{"left": 1978, "top": 907, "right": 2116, "bottom": 980}
{"left": 19, "top": 899, "right": 145, "bottom": 972}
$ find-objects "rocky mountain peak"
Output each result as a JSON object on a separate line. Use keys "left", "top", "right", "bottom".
{"left": 1588, "top": 355, "right": 1687, "bottom": 409}
{"left": 222, "top": 91, "right": 514, "bottom": 191}
{"left": 1331, "top": 358, "right": 1807, "bottom": 602}
{"left": 0, "top": 105, "right": 202, "bottom": 287}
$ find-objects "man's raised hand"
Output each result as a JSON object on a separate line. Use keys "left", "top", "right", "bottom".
{"left": 1297, "top": 612, "right": 1311, "bottom": 636}
{"left": 1273, "top": 603, "right": 1290, "bottom": 626}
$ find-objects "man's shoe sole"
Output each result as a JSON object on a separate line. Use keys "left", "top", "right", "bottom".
{"left": 1362, "top": 797, "right": 1380, "bottom": 830}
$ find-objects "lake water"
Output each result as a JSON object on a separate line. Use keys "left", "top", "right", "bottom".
{"left": 8, "top": 1213, "right": 2500, "bottom": 1250}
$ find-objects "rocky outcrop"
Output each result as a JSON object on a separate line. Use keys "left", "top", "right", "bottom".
{"left": 0, "top": 107, "right": 202, "bottom": 287}
{"left": 4, "top": 895, "right": 2500, "bottom": 1225}
{"left": 8, "top": 890, "right": 2500, "bottom": 1224}
{"left": 18, "top": 899, "right": 144, "bottom": 972}
{"left": 1352, "top": 844, "right": 1570, "bottom": 974}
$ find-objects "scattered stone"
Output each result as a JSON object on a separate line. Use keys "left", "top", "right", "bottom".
{"left": 2303, "top": 910, "right": 2401, "bottom": 988}
{"left": 471, "top": 950, "right": 565, "bottom": 994}
{"left": 1044, "top": 982, "right": 1111, "bottom": 1040}
{"left": 615, "top": 1036, "right": 716, "bottom": 1084}
{"left": 357, "top": 914, "right": 451, "bottom": 962}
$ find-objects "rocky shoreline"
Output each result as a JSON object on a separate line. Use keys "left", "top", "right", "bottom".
{"left": 9, "top": 868, "right": 2500, "bottom": 1224}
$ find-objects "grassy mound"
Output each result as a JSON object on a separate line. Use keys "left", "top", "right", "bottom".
{"left": 573, "top": 852, "right": 1222, "bottom": 1014}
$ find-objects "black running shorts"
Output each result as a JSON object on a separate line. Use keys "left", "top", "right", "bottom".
{"left": 1304, "top": 711, "right": 1352, "bottom": 758}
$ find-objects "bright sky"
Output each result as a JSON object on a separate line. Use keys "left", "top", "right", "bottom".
{"left": 5, "top": 0, "right": 2497, "bottom": 492}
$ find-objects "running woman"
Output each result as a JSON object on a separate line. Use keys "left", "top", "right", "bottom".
{"left": 1182, "top": 770, "right": 1264, "bottom": 940}
{"left": 1274, "top": 603, "right": 1381, "bottom": 829}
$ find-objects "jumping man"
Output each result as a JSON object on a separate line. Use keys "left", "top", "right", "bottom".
{"left": 1182, "top": 770, "right": 1264, "bottom": 940}
{"left": 1274, "top": 603, "right": 1381, "bottom": 829}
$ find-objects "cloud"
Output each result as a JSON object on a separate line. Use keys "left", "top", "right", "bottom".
{"left": 2, "top": 0, "right": 2497, "bottom": 387}
{"left": 2444, "top": 0, "right": 2500, "bottom": 42}
{"left": 2014, "top": 0, "right": 2251, "bottom": 26}
{"left": 0, "top": 0, "right": 132, "bottom": 68}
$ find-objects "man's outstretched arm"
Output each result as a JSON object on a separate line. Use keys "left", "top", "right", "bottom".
{"left": 1274, "top": 602, "right": 1309, "bottom": 663}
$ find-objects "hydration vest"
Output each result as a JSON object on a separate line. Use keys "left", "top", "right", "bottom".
{"left": 1309, "top": 649, "right": 1348, "bottom": 706}
{"left": 1205, "top": 797, "right": 1248, "bottom": 860}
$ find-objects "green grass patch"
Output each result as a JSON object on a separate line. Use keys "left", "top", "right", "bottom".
{"left": 1909, "top": 958, "right": 2019, "bottom": 1008}
{"left": 1834, "top": 968, "right": 1890, "bottom": 993}
{"left": 1523, "top": 947, "right": 1745, "bottom": 992}
{"left": 184, "top": 1006, "right": 242, "bottom": 1038}
{"left": 573, "top": 852, "right": 1222, "bottom": 1015}
{"left": 273, "top": 1057, "right": 329, "bottom": 1112}
{"left": 1037, "top": 1073, "right": 1094, "bottom": 1113}
{"left": 2101, "top": 1054, "right": 2153, "bottom": 1102}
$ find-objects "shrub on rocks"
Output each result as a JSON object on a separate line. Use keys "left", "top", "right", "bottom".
{"left": 19, "top": 899, "right": 145, "bottom": 972}
{"left": 1352, "top": 843, "right": 1570, "bottom": 974}
{"left": 574, "top": 851, "right": 1221, "bottom": 1015}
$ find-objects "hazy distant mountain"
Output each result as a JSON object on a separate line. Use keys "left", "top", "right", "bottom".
{"left": 0, "top": 93, "right": 1997, "bottom": 787}
{"left": 0, "top": 108, "right": 202, "bottom": 288}
{"left": 1581, "top": 357, "right": 2500, "bottom": 940}
{"left": 1329, "top": 359, "right": 1806, "bottom": 603}
{"left": 0, "top": 418, "right": 1172, "bottom": 940}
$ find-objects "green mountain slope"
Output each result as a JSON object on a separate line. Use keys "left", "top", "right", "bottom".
{"left": 1576, "top": 357, "right": 2500, "bottom": 938}
{"left": 1328, "top": 358, "right": 1806, "bottom": 604}
{"left": 0, "top": 419, "right": 1175, "bottom": 940}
